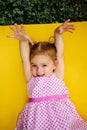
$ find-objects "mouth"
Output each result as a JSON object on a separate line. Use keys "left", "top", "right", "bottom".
{"left": 37, "top": 74, "right": 45, "bottom": 77}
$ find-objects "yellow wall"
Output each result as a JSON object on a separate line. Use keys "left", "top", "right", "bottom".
{"left": 0, "top": 22, "right": 87, "bottom": 130}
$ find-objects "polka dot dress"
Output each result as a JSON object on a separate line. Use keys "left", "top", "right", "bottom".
{"left": 16, "top": 74, "right": 87, "bottom": 130}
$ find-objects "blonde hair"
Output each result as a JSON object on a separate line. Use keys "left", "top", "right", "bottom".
{"left": 30, "top": 42, "right": 57, "bottom": 61}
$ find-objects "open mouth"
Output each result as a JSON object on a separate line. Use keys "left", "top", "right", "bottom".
{"left": 37, "top": 74, "right": 45, "bottom": 77}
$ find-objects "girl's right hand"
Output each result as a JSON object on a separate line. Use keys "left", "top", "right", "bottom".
{"left": 7, "top": 23, "right": 34, "bottom": 45}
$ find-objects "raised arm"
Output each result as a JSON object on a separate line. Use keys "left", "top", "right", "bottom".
{"left": 54, "top": 19, "right": 74, "bottom": 80}
{"left": 8, "top": 23, "right": 34, "bottom": 82}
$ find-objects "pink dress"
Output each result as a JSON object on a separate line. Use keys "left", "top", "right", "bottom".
{"left": 16, "top": 74, "right": 87, "bottom": 130}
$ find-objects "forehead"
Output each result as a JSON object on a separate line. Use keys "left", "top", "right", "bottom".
{"left": 31, "top": 54, "right": 52, "bottom": 63}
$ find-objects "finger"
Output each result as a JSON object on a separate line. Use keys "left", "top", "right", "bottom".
{"left": 64, "top": 19, "right": 70, "bottom": 24}
{"left": 28, "top": 39, "right": 34, "bottom": 45}
{"left": 9, "top": 25, "right": 16, "bottom": 33}
{"left": 20, "top": 24, "right": 25, "bottom": 33}
{"left": 67, "top": 25, "right": 75, "bottom": 30}
{"left": 28, "top": 37, "right": 34, "bottom": 45}
{"left": 63, "top": 19, "right": 71, "bottom": 25}
{"left": 31, "top": 42, "right": 34, "bottom": 45}
{"left": 68, "top": 27, "right": 75, "bottom": 30}
{"left": 14, "top": 23, "right": 20, "bottom": 33}
{"left": 67, "top": 24, "right": 74, "bottom": 26}
{"left": 68, "top": 24, "right": 74, "bottom": 27}
{"left": 67, "top": 29, "right": 74, "bottom": 33}
{"left": 63, "top": 24, "right": 75, "bottom": 31}
{"left": 7, "top": 35, "right": 15, "bottom": 38}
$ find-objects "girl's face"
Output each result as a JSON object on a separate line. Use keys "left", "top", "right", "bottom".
{"left": 30, "top": 54, "right": 57, "bottom": 77}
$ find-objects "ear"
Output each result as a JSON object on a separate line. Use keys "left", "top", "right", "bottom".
{"left": 54, "top": 60, "right": 58, "bottom": 69}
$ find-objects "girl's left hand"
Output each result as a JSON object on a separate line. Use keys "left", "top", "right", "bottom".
{"left": 54, "top": 19, "right": 75, "bottom": 34}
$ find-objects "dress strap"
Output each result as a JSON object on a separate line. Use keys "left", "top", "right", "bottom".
{"left": 29, "top": 94, "right": 68, "bottom": 102}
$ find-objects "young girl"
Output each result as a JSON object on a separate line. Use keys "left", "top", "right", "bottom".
{"left": 8, "top": 20, "right": 87, "bottom": 130}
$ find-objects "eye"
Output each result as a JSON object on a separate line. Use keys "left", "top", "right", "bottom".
{"left": 42, "top": 64, "right": 47, "bottom": 67}
{"left": 31, "top": 64, "right": 37, "bottom": 67}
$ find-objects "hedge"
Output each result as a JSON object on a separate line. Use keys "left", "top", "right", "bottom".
{"left": 0, "top": 0, "right": 87, "bottom": 25}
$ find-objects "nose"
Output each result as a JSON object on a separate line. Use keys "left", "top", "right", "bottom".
{"left": 37, "top": 67, "right": 43, "bottom": 76}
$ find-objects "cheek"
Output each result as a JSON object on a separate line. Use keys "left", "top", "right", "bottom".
{"left": 46, "top": 66, "right": 53, "bottom": 73}
{"left": 31, "top": 69, "right": 37, "bottom": 76}
{"left": 31, "top": 67, "right": 36, "bottom": 73}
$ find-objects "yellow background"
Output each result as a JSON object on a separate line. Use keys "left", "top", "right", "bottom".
{"left": 0, "top": 22, "right": 87, "bottom": 130}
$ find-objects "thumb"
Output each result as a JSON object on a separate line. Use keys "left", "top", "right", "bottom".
{"left": 7, "top": 35, "right": 14, "bottom": 38}
{"left": 28, "top": 37, "right": 34, "bottom": 45}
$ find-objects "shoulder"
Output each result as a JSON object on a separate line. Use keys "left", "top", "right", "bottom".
{"left": 53, "top": 72, "right": 64, "bottom": 81}
{"left": 51, "top": 73, "right": 65, "bottom": 85}
{"left": 27, "top": 75, "right": 42, "bottom": 85}
{"left": 27, "top": 76, "right": 33, "bottom": 85}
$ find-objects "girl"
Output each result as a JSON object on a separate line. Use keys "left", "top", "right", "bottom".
{"left": 8, "top": 20, "right": 87, "bottom": 130}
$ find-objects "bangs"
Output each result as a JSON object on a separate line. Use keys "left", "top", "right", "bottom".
{"left": 30, "top": 42, "right": 57, "bottom": 61}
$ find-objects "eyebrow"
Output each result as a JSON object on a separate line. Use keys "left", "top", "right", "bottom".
{"left": 31, "top": 62, "right": 49, "bottom": 65}
{"left": 31, "top": 63, "right": 36, "bottom": 65}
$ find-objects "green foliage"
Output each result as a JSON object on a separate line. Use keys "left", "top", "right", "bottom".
{"left": 0, "top": 0, "right": 87, "bottom": 25}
